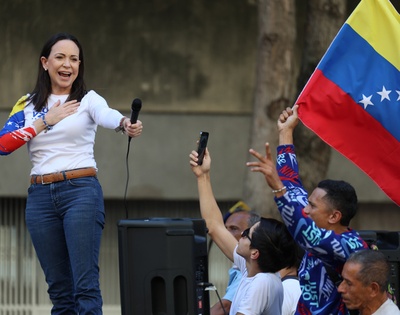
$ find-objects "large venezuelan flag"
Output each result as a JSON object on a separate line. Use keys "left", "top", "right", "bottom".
{"left": 296, "top": 0, "right": 400, "bottom": 206}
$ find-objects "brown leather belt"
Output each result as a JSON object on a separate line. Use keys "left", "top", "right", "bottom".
{"left": 30, "top": 167, "right": 97, "bottom": 185}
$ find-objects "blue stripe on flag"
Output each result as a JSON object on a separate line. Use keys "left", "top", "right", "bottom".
{"left": 317, "top": 23, "right": 400, "bottom": 141}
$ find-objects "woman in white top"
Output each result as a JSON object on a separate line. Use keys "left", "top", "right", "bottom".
{"left": 0, "top": 32, "right": 143, "bottom": 314}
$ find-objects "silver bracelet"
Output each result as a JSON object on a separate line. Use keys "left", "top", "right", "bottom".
{"left": 271, "top": 186, "right": 287, "bottom": 193}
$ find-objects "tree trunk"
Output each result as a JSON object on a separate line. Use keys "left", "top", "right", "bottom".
{"left": 294, "top": 0, "right": 347, "bottom": 193}
{"left": 243, "top": 0, "right": 296, "bottom": 217}
{"left": 244, "top": 0, "right": 348, "bottom": 216}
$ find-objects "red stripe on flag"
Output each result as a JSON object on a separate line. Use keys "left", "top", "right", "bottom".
{"left": 297, "top": 69, "right": 400, "bottom": 206}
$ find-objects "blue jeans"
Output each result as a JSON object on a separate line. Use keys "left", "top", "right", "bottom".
{"left": 25, "top": 176, "right": 105, "bottom": 314}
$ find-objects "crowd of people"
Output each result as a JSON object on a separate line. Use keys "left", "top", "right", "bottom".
{"left": 190, "top": 145, "right": 299, "bottom": 314}
{"left": 206, "top": 200, "right": 302, "bottom": 315}
{"left": 190, "top": 105, "right": 398, "bottom": 314}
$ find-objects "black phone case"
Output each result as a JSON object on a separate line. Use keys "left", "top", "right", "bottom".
{"left": 197, "top": 132, "right": 209, "bottom": 165}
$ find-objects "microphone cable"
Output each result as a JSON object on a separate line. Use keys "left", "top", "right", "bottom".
{"left": 123, "top": 137, "right": 131, "bottom": 219}
{"left": 121, "top": 98, "right": 142, "bottom": 219}
{"left": 197, "top": 282, "right": 228, "bottom": 315}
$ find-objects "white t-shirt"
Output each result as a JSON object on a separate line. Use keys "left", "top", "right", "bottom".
{"left": 229, "top": 246, "right": 283, "bottom": 315}
{"left": 25, "top": 90, "right": 123, "bottom": 175}
{"left": 281, "top": 277, "right": 301, "bottom": 315}
{"left": 372, "top": 298, "right": 400, "bottom": 315}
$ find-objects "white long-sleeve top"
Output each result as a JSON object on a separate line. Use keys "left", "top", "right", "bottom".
{"left": 25, "top": 90, "right": 123, "bottom": 175}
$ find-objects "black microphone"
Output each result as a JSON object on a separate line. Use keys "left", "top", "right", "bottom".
{"left": 129, "top": 98, "right": 142, "bottom": 142}
{"left": 130, "top": 98, "right": 142, "bottom": 124}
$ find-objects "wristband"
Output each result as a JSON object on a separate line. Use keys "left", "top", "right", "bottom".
{"left": 271, "top": 186, "right": 286, "bottom": 194}
{"left": 114, "top": 117, "right": 127, "bottom": 133}
{"left": 42, "top": 116, "right": 53, "bottom": 133}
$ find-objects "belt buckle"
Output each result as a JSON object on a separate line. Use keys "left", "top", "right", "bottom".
{"left": 40, "top": 175, "right": 52, "bottom": 185}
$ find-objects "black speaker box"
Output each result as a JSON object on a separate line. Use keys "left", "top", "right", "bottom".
{"left": 358, "top": 230, "right": 400, "bottom": 306}
{"left": 118, "top": 217, "right": 210, "bottom": 315}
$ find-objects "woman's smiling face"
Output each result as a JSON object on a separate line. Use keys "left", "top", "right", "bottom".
{"left": 41, "top": 39, "right": 81, "bottom": 95}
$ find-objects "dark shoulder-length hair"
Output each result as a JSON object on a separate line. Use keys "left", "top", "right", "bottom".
{"left": 24, "top": 32, "right": 86, "bottom": 111}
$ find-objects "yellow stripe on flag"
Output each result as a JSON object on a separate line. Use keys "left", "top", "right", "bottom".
{"left": 9, "top": 95, "right": 28, "bottom": 117}
{"left": 347, "top": 0, "right": 400, "bottom": 70}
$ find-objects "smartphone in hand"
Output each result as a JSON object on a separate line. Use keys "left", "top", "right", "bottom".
{"left": 197, "top": 131, "right": 209, "bottom": 165}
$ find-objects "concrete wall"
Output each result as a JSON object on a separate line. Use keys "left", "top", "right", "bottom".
{"left": 0, "top": 0, "right": 257, "bottom": 113}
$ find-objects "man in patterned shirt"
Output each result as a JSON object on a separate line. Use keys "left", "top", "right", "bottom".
{"left": 247, "top": 105, "right": 368, "bottom": 315}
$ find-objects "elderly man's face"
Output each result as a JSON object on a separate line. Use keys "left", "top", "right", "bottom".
{"left": 338, "top": 261, "right": 371, "bottom": 310}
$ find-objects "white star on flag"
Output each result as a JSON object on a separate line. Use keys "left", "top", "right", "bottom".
{"left": 359, "top": 94, "right": 374, "bottom": 109}
{"left": 397, "top": 90, "right": 400, "bottom": 101}
{"left": 377, "top": 86, "right": 391, "bottom": 101}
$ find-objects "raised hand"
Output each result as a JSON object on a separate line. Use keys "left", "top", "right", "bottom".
{"left": 277, "top": 105, "right": 299, "bottom": 132}
{"left": 189, "top": 147, "right": 211, "bottom": 178}
{"left": 247, "top": 142, "right": 285, "bottom": 195}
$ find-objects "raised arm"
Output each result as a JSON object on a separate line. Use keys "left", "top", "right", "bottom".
{"left": 246, "top": 104, "right": 300, "bottom": 196}
{"left": 278, "top": 105, "right": 299, "bottom": 145}
{"left": 189, "top": 148, "right": 237, "bottom": 261}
